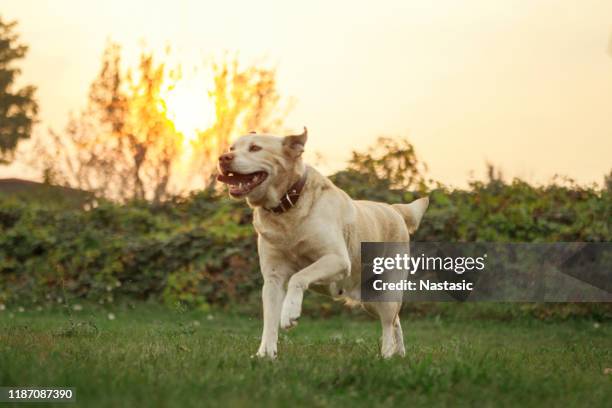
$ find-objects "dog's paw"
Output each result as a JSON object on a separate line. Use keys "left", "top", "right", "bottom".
{"left": 381, "top": 342, "right": 399, "bottom": 359}
{"left": 253, "top": 344, "right": 277, "bottom": 359}
{"left": 280, "top": 297, "right": 301, "bottom": 330}
{"left": 280, "top": 313, "right": 299, "bottom": 330}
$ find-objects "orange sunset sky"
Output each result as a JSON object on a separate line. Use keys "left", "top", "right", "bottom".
{"left": 2, "top": 0, "right": 612, "bottom": 187}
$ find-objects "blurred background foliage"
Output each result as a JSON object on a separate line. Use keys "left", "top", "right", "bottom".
{"left": 0, "top": 17, "right": 610, "bottom": 320}
{"left": 1, "top": 137, "right": 610, "bottom": 320}
{"left": 33, "top": 42, "right": 287, "bottom": 201}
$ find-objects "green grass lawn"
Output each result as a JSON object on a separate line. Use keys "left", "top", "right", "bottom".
{"left": 0, "top": 306, "right": 611, "bottom": 407}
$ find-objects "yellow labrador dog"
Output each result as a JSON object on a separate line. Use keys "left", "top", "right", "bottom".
{"left": 217, "top": 128, "right": 428, "bottom": 358}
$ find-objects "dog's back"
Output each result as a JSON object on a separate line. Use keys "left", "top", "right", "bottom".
{"left": 352, "top": 200, "right": 410, "bottom": 242}
{"left": 349, "top": 197, "right": 429, "bottom": 243}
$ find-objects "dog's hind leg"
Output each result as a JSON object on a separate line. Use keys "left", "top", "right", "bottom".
{"left": 372, "top": 302, "right": 402, "bottom": 358}
{"left": 393, "top": 314, "right": 406, "bottom": 357}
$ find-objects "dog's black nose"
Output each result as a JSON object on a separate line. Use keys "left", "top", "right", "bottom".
{"left": 219, "top": 153, "right": 235, "bottom": 164}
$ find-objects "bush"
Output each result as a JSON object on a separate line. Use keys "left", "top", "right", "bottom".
{"left": 1, "top": 172, "right": 609, "bottom": 315}
{"left": 1, "top": 134, "right": 610, "bottom": 319}
{"left": 0, "top": 192, "right": 260, "bottom": 308}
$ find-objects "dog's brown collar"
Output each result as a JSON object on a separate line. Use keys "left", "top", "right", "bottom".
{"left": 264, "top": 171, "right": 308, "bottom": 214}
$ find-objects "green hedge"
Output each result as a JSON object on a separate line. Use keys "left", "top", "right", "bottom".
{"left": 0, "top": 174, "right": 610, "bottom": 314}
{"left": 0, "top": 193, "right": 259, "bottom": 308}
{"left": 331, "top": 170, "right": 611, "bottom": 243}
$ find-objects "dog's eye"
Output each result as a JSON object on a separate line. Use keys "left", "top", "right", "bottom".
{"left": 249, "top": 145, "right": 262, "bottom": 152}
{"left": 229, "top": 146, "right": 235, "bottom": 151}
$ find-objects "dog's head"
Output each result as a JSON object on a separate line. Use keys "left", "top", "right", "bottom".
{"left": 217, "top": 128, "right": 308, "bottom": 207}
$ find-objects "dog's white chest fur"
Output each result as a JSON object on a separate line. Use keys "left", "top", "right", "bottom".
{"left": 254, "top": 214, "right": 328, "bottom": 268}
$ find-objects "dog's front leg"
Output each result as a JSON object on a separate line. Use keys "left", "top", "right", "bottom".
{"left": 254, "top": 237, "right": 292, "bottom": 358}
{"left": 255, "top": 275, "right": 286, "bottom": 358}
{"left": 281, "top": 253, "right": 350, "bottom": 330}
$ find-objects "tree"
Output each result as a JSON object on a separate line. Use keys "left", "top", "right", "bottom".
{"left": 37, "top": 43, "right": 180, "bottom": 202}
{"left": 347, "top": 136, "right": 429, "bottom": 191}
{"left": 0, "top": 17, "right": 38, "bottom": 164}
{"left": 329, "top": 137, "right": 430, "bottom": 203}
{"left": 193, "top": 57, "right": 290, "bottom": 188}
{"left": 37, "top": 43, "right": 288, "bottom": 201}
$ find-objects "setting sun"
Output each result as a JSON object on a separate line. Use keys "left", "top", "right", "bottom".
{"left": 162, "top": 77, "right": 216, "bottom": 146}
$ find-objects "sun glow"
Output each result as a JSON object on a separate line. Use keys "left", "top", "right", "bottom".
{"left": 162, "top": 77, "right": 216, "bottom": 147}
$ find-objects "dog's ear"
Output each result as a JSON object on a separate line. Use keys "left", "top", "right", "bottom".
{"left": 282, "top": 127, "right": 308, "bottom": 158}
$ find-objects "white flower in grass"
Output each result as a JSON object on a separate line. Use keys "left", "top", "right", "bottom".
{"left": 17, "top": 307, "right": 25, "bottom": 313}
{"left": 0, "top": 304, "right": 5, "bottom": 311}
{"left": 72, "top": 304, "right": 83, "bottom": 311}
{"left": 206, "top": 314, "right": 214, "bottom": 321}
{"left": 107, "top": 313, "right": 116, "bottom": 320}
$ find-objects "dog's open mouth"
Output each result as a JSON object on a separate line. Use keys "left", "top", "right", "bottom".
{"left": 217, "top": 171, "right": 268, "bottom": 196}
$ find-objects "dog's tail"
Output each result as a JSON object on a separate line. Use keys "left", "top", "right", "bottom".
{"left": 392, "top": 197, "right": 429, "bottom": 234}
